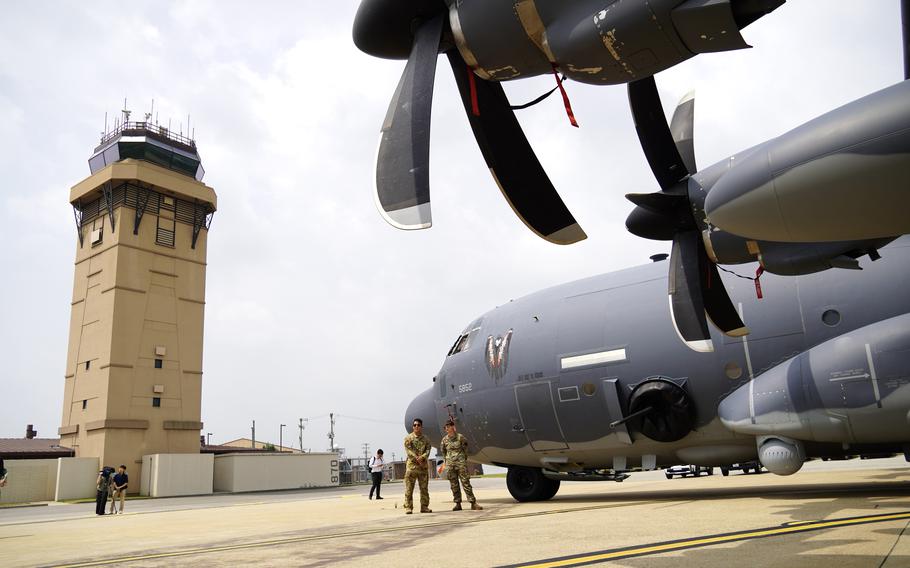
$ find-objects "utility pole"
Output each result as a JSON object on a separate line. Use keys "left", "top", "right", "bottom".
{"left": 299, "top": 418, "right": 307, "bottom": 452}
{"left": 361, "top": 442, "right": 371, "bottom": 482}
{"left": 279, "top": 423, "right": 286, "bottom": 453}
{"left": 327, "top": 413, "right": 336, "bottom": 452}
{"left": 251, "top": 420, "right": 256, "bottom": 448}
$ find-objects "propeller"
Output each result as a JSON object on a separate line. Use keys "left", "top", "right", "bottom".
{"left": 626, "top": 77, "right": 748, "bottom": 352}
{"left": 355, "top": 0, "right": 586, "bottom": 244}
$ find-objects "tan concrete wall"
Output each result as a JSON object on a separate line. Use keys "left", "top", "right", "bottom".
{"left": 0, "top": 460, "right": 59, "bottom": 504}
{"left": 60, "top": 160, "right": 216, "bottom": 492}
{"left": 54, "top": 457, "right": 100, "bottom": 501}
{"left": 141, "top": 453, "right": 213, "bottom": 497}
{"left": 213, "top": 453, "right": 340, "bottom": 493}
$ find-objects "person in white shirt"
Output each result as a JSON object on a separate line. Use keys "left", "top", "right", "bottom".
{"left": 368, "top": 449, "right": 385, "bottom": 500}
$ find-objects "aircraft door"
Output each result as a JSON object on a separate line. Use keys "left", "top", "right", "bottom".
{"left": 514, "top": 381, "right": 569, "bottom": 451}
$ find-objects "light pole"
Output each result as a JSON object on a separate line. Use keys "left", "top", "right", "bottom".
{"left": 279, "top": 424, "right": 286, "bottom": 453}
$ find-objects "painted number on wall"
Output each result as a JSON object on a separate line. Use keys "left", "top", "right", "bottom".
{"left": 330, "top": 459, "right": 339, "bottom": 484}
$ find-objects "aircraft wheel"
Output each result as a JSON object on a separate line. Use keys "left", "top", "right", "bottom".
{"left": 721, "top": 467, "right": 729, "bottom": 476}
{"left": 666, "top": 473, "right": 673, "bottom": 479}
{"left": 506, "top": 467, "right": 560, "bottom": 502}
{"left": 707, "top": 467, "right": 714, "bottom": 475}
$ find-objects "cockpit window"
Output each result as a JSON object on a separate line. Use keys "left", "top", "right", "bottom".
{"left": 446, "top": 319, "right": 483, "bottom": 357}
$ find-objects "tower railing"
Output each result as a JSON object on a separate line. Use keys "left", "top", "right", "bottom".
{"left": 98, "top": 121, "right": 197, "bottom": 152}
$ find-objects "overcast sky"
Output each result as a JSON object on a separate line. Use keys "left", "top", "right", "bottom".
{"left": 0, "top": 1, "right": 902, "bottom": 459}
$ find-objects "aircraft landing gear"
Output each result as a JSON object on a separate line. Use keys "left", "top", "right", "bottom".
{"left": 506, "top": 466, "right": 561, "bottom": 502}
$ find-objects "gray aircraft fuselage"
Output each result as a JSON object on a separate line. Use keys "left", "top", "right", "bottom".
{"left": 407, "top": 237, "right": 910, "bottom": 475}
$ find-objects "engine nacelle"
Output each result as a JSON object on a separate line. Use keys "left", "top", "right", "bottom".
{"left": 449, "top": 0, "right": 783, "bottom": 84}
{"left": 718, "top": 313, "right": 910, "bottom": 445}
{"left": 757, "top": 436, "right": 805, "bottom": 475}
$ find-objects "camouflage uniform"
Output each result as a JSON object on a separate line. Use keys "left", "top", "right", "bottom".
{"left": 441, "top": 432, "right": 477, "bottom": 504}
{"left": 403, "top": 431, "right": 431, "bottom": 512}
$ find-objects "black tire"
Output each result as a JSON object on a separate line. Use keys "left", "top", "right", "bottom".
{"left": 540, "top": 477, "right": 561, "bottom": 500}
{"left": 666, "top": 473, "right": 673, "bottom": 479}
{"left": 721, "top": 467, "right": 729, "bottom": 476}
{"left": 707, "top": 467, "right": 714, "bottom": 476}
{"left": 506, "top": 467, "right": 560, "bottom": 502}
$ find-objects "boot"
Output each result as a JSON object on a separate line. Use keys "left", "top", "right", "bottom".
{"left": 420, "top": 507, "right": 433, "bottom": 513}
{"left": 405, "top": 509, "right": 413, "bottom": 515}
{"left": 452, "top": 503, "right": 462, "bottom": 511}
{"left": 471, "top": 502, "right": 483, "bottom": 510}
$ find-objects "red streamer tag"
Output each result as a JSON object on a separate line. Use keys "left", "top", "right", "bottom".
{"left": 551, "top": 64, "right": 578, "bottom": 127}
{"left": 754, "top": 266, "right": 765, "bottom": 299}
{"left": 467, "top": 64, "right": 480, "bottom": 117}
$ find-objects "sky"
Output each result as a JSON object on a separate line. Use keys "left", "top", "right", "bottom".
{"left": 0, "top": 1, "right": 903, "bottom": 460}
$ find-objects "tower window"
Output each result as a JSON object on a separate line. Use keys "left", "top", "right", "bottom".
{"left": 85, "top": 361, "right": 90, "bottom": 370}
{"left": 152, "top": 397, "right": 161, "bottom": 408}
{"left": 82, "top": 400, "right": 87, "bottom": 410}
{"left": 154, "top": 358, "right": 163, "bottom": 369}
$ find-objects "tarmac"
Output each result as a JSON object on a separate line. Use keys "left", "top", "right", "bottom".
{"left": 1, "top": 457, "right": 909, "bottom": 567}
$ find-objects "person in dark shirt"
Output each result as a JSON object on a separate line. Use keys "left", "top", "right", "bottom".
{"left": 95, "top": 467, "right": 113, "bottom": 515}
{"left": 110, "top": 465, "right": 128, "bottom": 514}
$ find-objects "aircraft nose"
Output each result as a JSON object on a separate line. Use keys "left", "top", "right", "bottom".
{"left": 404, "top": 387, "right": 436, "bottom": 435}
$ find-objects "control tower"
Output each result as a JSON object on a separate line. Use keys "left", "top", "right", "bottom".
{"left": 59, "top": 116, "right": 217, "bottom": 486}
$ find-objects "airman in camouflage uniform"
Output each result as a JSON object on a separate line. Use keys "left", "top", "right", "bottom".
{"left": 441, "top": 420, "right": 482, "bottom": 511}
{"left": 403, "top": 417, "right": 432, "bottom": 514}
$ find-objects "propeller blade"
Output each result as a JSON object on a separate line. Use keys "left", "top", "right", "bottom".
{"left": 668, "top": 232, "right": 712, "bottom": 352}
{"left": 669, "top": 91, "right": 697, "bottom": 174}
{"left": 700, "top": 242, "right": 749, "bottom": 337}
{"left": 374, "top": 15, "right": 444, "bottom": 230}
{"left": 626, "top": 192, "right": 687, "bottom": 214}
{"left": 628, "top": 76, "right": 692, "bottom": 191}
{"left": 446, "top": 50, "right": 586, "bottom": 245}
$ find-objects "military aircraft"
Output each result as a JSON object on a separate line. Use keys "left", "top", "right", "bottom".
{"left": 353, "top": 0, "right": 785, "bottom": 244}
{"left": 406, "top": 237, "right": 910, "bottom": 501}
{"left": 356, "top": 2, "right": 910, "bottom": 501}
{"left": 401, "top": 77, "right": 910, "bottom": 500}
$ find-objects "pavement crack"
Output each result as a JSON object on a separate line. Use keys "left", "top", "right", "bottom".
{"left": 877, "top": 518, "right": 910, "bottom": 568}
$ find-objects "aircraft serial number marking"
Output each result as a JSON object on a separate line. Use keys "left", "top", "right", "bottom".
{"left": 457, "top": 382, "right": 473, "bottom": 393}
{"left": 502, "top": 510, "right": 910, "bottom": 567}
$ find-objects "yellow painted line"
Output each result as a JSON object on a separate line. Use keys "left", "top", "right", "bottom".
{"left": 509, "top": 511, "right": 910, "bottom": 568}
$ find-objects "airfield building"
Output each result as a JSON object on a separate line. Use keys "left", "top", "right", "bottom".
{"left": 58, "top": 120, "right": 216, "bottom": 491}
